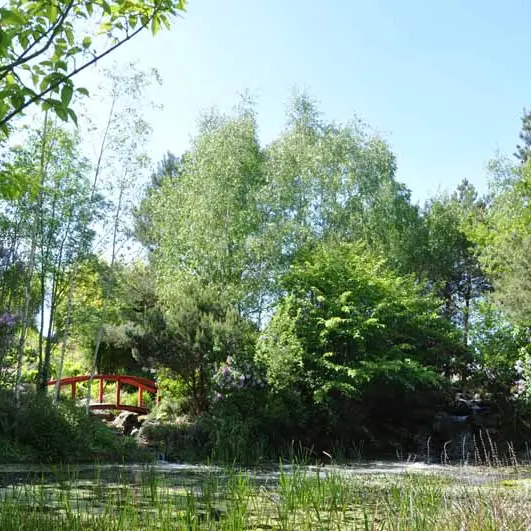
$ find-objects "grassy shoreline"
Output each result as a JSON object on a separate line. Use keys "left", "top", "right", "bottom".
{"left": 1, "top": 461, "right": 531, "bottom": 530}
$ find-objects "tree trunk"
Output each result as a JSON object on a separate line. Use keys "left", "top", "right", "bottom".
{"left": 14, "top": 236, "right": 36, "bottom": 405}
{"left": 86, "top": 181, "right": 124, "bottom": 413}
{"left": 463, "top": 273, "right": 472, "bottom": 346}
{"left": 54, "top": 97, "right": 116, "bottom": 402}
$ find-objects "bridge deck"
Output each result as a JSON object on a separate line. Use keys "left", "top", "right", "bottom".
{"left": 89, "top": 403, "right": 149, "bottom": 415}
{"left": 48, "top": 374, "right": 159, "bottom": 415}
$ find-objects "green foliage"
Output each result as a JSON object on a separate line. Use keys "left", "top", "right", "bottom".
{"left": 472, "top": 159, "right": 531, "bottom": 324}
{"left": 55, "top": 258, "right": 138, "bottom": 373}
{"left": 468, "top": 301, "right": 528, "bottom": 394}
{"left": 130, "top": 281, "right": 257, "bottom": 414}
{"left": 259, "top": 241, "right": 465, "bottom": 394}
{"left": 146, "top": 94, "right": 426, "bottom": 326}
{"left": 151, "top": 102, "right": 266, "bottom": 319}
{"left": 5, "top": 83, "right": 531, "bottom": 460}
{"left": 515, "top": 108, "right": 531, "bottom": 163}
{"left": 256, "top": 240, "right": 463, "bottom": 448}
{"left": 266, "top": 93, "right": 425, "bottom": 274}
{"left": 0, "top": 389, "right": 145, "bottom": 462}
{"left": 255, "top": 297, "right": 304, "bottom": 391}
{"left": 0, "top": 0, "right": 186, "bottom": 135}
{"left": 422, "top": 180, "right": 489, "bottom": 341}
{"left": 133, "top": 151, "right": 183, "bottom": 252}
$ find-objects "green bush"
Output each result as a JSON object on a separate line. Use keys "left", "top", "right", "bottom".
{"left": 140, "top": 418, "right": 211, "bottom": 461}
{"left": 0, "top": 389, "right": 148, "bottom": 463}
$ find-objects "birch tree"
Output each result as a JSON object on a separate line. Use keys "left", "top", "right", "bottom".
{"left": 83, "top": 66, "right": 155, "bottom": 411}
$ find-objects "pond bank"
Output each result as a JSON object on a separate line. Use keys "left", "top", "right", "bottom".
{"left": 2, "top": 460, "right": 531, "bottom": 529}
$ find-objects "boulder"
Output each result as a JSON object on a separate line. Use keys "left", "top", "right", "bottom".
{"left": 112, "top": 411, "right": 140, "bottom": 435}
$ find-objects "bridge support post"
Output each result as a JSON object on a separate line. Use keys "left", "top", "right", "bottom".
{"left": 71, "top": 382, "right": 76, "bottom": 400}
{"left": 137, "top": 386, "right": 143, "bottom": 408}
{"left": 115, "top": 380, "right": 121, "bottom": 408}
{"left": 99, "top": 379, "right": 104, "bottom": 403}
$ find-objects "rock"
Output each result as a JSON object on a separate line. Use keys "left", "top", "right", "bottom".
{"left": 136, "top": 420, "right": 157, "bottom": 447}
{"left": 112, "top": 411, "right": 140, "bottom": 435}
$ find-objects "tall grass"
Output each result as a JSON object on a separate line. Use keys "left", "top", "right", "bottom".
{"left": 1, "top": 462, "right": 531, "bottom": 530}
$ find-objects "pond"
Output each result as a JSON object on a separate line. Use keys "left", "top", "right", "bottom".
{"left": 1, "top": 460, "right": 530, "bottom": 529}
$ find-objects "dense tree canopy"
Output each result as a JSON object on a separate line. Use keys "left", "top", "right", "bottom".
{"left": 257, "top": 241, "right": 466, "bottom": 398}
{"left": 2, "top": 68, "right": 531, "bottom": 459}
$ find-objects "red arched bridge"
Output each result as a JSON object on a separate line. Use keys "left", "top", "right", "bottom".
{"left": 47, "top": 374, "right": 160, "bottom": 415}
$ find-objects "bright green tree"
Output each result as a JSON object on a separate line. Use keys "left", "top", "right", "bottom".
{"left": 262, "top": 92, "right": 423, "bottom": 276}
{"left": 472, "top": 158, "right": 531, "bottom": 325}
{"left": 0, "top": 121, "right": 99, "bottom": 392}
{"left": 257, "top": 241, "right": 467, "bottom": 396}
{"left": 256, "top": 240, "right": 466, "bottom": 446}
{"left": 151, "top": 101, "right": 266, "bottom": 321}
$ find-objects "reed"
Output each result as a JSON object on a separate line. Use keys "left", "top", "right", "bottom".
{"left": 1, "top": 460, "right": 531, "bottom": 530}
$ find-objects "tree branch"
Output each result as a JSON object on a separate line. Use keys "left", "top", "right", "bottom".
{"left": 0, "top": 9, "right": 158, "bottom": 129}
{"left": 0, "top": 0, "right": 76, "bottom": 78}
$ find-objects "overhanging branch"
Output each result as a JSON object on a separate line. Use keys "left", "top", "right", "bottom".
{"left": 0, "top": 8, "right": 159, "bottom": 129}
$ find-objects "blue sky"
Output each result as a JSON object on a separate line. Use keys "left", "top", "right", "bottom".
{"left": 100, "top": 0, "right": 530, "bottom": 204}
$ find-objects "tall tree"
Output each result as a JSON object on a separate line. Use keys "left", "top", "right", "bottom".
{"left": 151, "top": 101, "right": 266, "bottom": 320}
{"left": 423, "top": 179, "right": 489, "bottom": 345}
{"left": 473, "top": 159, "right": 531, "bottom": 325}
{"left": 146, "top": 93, "right": 427, "bottom": 326}
{"left": 31, "top": 124, "right": 94, "bottom": 391}
{"left": 83, "top": 66, "right": 155, "bottom": 411}
{"left": 0, "top": 120, "right": 97, "bottom": 393}
{"left": 515, "top": 109, "right": 531, "bottom": 163}
{"left": 261, "top": 92, "right": 424, "bottom": 276}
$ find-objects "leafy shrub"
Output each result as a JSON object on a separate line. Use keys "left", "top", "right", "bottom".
{"left": 0, "top": 389, "right": 147, "bottom": 463}
{"left": 140, "top": 418, "right": 211, "bottom": 461}
{"left": 255, "top": 241, "right": 464, "bottom": 453}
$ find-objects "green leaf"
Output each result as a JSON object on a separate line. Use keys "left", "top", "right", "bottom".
{"left": 67, "top": 107, "right": 78, "bottom": 126}
{"left": 65, "top": 27, "right": 75, "bottom": 45}
{"left": 77, "top": 87, "right": 89, "bottom": 97}
{"left": 10, "top": 92, "right": 24, "bottom": 110}
{"left": 18, "top": 32, "right": 29, "bottom": 49}
{"left": 46, "top": 3, "right": 58, "bottom": 20}
{"left": 161, "top": 15, "right": 171, "bottom": 30}
{"left": 61, "top": 84, "right": 73, "bottom": 106}
{"left": 82, "top": 36, "right": 91, "bottom": 49}
{"left": 66, "top": 46, "right": 82, "bottom": 56}
{"left": 151, "top": 16, "right": 160, "bottom": 35}
{"left": 55, "top": 105, "right": 68, "bottom": 122}
{"left": 0, "top": 8, "right": 26, "bottom": 25}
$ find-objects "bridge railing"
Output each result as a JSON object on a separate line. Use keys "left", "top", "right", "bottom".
{"left": 47, "top": 374, "right": 160, "bottom": 415}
